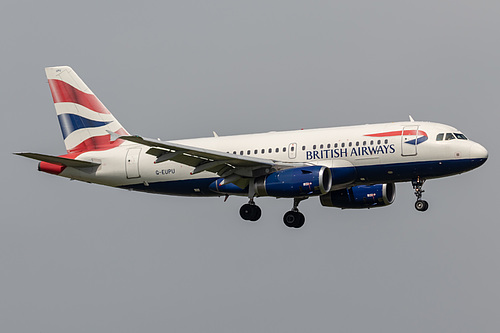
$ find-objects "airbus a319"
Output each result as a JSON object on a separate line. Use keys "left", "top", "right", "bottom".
{"left": 16, "top": 66, "right": 488, "bottom": 228}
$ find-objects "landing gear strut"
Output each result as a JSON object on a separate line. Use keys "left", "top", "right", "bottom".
{"left": 239, "top": 198, "right": 262, "bottom": 221}
{"left": 283, "top": 197, "right": 307, "bottom": 228}
{"left": 412, "top": 177, "right": 429, "bottom": 212}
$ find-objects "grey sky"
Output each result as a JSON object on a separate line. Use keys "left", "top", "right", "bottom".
{"left": 1, "top": 1, "right": 499, "bottom": 332}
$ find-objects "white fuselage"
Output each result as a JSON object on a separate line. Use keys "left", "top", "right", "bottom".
{"left": 58, "top": 120, "right": 488, "bottom": 197}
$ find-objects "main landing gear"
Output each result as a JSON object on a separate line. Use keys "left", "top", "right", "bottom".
{"left": 283, "top": 197, "right": 307, "bottom": 229}
{"left": 239, "top": 198, "right": 262, "bottom": 222}
{"left": 239, "top": 197, "right": 308, "bottom": 228}
{"left": 412, "top": 177, "right": 429, "bottom": 212}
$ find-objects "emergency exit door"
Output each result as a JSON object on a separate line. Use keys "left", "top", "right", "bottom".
{"left": 288, "top": 143, "right": 297, "bottom": 159}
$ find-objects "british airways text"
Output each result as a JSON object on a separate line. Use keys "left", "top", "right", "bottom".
{"left": 306, "top": 144, "right": 396, "bottom": 160}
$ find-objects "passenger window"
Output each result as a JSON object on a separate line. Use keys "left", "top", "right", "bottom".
{"left": 356, "top": 141, "right": 359, "bottom": 146}
{"left": 341, "top": 143, "right": 345, "bottom": 148}
{"left": 302, "top": 146, "right": 306, "bottom": 151}
{"left": 313, "top": 145, "right": 317, "bottom": 149}
{"left": 291, "top": 146, "right": 295, "bottom": 151}
{"left": 240, "top": 151, "right": 244, "bottom": 155}
{"left": 327, "top": 143, "right": 331, "bottom": 149}
{"left": 454, "top": 133, "right": 468, "bottom": 140}
{"left": 261, "top": 149, "right": 265, "bottom": 154}
{"left": 254, "top": 149, "right": 258, "bottom": 154}
{"left": 363, "top": 141, "right": 366, "bottom": 146}
{"left": 283, "top": 147, "right": 286, "bottom": 152}
{"left": 334, "top": 143, "right": 338, "bottom": 148}
{"left": 247, "top": 150, "right": 251, "bottom": 155}
{"left": 384, "top": 139, "right": 388, "bottom": 144}
{"left": 436, "top": 133, "right": 444, "bottom": 141}
{"left": 377, "top": 140, "right": 381, "bottom": 145}
{"left": 445, "top": 133, "right": 456, "bottom": 140}
{"left": 349, "top": 142, "right": 352, "bottom": 147}
{"left": 268, "top": 148, "right": 272, "bottom": 153}
{"left": 275, "top": 148, "right": 279, "bottom": 153}
{"left": 370, "top": 140, "right": 374, "bottom": 145}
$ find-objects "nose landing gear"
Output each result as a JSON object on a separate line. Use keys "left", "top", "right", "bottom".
{"left": 412, "top": 177, "right": 429, "bottom": 212}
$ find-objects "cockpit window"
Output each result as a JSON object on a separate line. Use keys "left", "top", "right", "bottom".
{"left": 436, "top": 133, "right": 444, "bottom": 141}
{"left": 454, "top": 133, "right": 468, "bottom": 140}
{"left": 445, "top": 133, "right": 456, "bottom": 140}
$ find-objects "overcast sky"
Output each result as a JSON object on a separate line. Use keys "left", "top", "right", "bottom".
{"left": 1, "top": 1, "right": 499, "bottom": 332}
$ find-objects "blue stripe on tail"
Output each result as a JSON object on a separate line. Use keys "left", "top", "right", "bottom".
{"left": 58, "top": 113, "right": 111, "bottom": 139}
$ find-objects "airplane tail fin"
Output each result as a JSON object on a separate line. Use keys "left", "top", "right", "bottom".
{"left": 45, "top": 66, "right": 129, "bottom": 153}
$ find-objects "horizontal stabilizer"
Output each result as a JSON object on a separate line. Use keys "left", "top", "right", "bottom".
{"left": 14, "top": 152, "right": 100, "bottom": 168}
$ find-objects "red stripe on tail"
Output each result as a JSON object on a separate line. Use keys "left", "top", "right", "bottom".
{"left": 67, "top": 128, "right": 129, "bottom": 153}
{"left": 48, "top": 79, "right": 110, "bottom": 114}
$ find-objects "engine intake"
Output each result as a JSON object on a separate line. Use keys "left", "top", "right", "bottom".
{"left": 254, "top": 165, "right": 332, "bottom": 198}
{"left": 320, "top": 183, "right": 396, "bottom": 209}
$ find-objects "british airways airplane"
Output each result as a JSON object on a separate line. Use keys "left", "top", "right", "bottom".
{"left": 16, "top": 66, "right": 488, "bottom": 228}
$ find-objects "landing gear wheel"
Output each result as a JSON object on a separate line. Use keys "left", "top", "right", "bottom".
{"left": 250, "top": 205, "right": 262, "bottom": 221}
{"left": 412, "top": 177, "right": 429, "bottom": 212}
{"left": 283, "top": 211, "right": 305, "bottom": 228}
{"left": 240, "top": 204, "right": 262, "bottom": 221}
{"left": 415, "top": 200, "right": 429, "bottom": 212}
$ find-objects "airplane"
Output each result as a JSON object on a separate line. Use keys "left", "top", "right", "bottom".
{"left": 16, "top": 66, "right": 488, "bottom": 228}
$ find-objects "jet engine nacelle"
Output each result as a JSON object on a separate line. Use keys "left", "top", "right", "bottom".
{"left": 320, "top": 183, "right": 396, "bottom": 209}
{"left": 254, "top": 165, "right": 332, "bottom": 198}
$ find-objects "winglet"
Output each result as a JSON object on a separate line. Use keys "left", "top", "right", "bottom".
{"left": 409, "top": 115, "right": 415, "bottom": 122}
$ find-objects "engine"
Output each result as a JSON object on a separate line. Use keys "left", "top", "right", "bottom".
{"left": 254, "top": 165, "right": 332, "bottom": 197}
{"left": 320, "top": 183, "right": 396, "bottom": 209}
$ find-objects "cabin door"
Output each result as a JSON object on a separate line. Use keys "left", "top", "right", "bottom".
{"left": 401, "top": 126, "right": 419, "bottom": 156}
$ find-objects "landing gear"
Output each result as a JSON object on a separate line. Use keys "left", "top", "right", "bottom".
{"left": 412, "top": 177, "right": 429, "bottom": 212}
{"left": 238, "top": 196, "right": 309, "bottom": 228}
{"left": 283, "top": 211, "right": 305, "bottom": 228}
{"left": 283, "top": 197, "right": 308, "bottom": 228}
{"left": 415, "top": 200, "right": 429, "bottom": 212}
{"left": 239, "top": 199, "right": 262, "bottom": 221}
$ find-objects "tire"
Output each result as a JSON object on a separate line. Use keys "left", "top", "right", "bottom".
{"left": 415, "top": 200, "right": 429, "bottom": 212}
{"left": 293, "top": 212, "right": 305, "bottom": 228}
{"left": 250, "top": 205, "right": 262, "bottom": 221}
{"left": 283, "top": 211, "right": 305, "bottom": 228}
{"left": 240, "top": 204, "right": 261, "bottom": 221}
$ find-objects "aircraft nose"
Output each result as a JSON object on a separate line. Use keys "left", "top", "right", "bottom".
{"left": 470, "top": 142, "right": 488, "bottom": 160}
{"left": 469, "top": 142, "right": 488, "bottom": 170}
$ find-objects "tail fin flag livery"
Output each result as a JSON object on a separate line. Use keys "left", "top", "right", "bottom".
{"left": 45, "top": 66, "right": 129, "bottom": 153}
{"left": 15, "top": 66, "right": 488, "bottom": 228}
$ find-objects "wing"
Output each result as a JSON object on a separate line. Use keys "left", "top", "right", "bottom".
{"left": 119, "top": 135, "right": 308, "bottom": 186}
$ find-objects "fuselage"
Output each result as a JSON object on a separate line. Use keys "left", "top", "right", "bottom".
{"left": 57, "top": 120, "right": 488, "bottom": 197}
